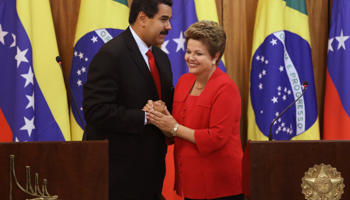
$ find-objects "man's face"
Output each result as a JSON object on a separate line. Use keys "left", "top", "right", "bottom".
{"left": 143, "top": 4, "right": 172, "bottom": 46}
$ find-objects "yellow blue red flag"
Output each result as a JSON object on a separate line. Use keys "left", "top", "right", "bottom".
{"left": 247, "top": 0, "right": 320, "bottom": 141}
{"left": 69, "top": 0, "right": 129, "bottom": 141}
{"left": 161, "top": 0, "right": 224, "bottom": 199}
{"left": 0, "top": 0, "right": 71, "bottom": 142}
{"left": 324, "top": 0, "right": 350, "bottom": 139}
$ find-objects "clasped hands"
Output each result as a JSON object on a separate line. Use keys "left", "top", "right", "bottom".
{"left": 142, "top": 100, "right": 177, "bottom": 138}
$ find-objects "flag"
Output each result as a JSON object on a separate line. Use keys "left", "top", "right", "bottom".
{"left": 163, "top": 0, "right": 226, "bottom": 87}
{"left": 0, "top": 0, "right": 71, "bottom": 142}
{"left": 324, "top": 0, "right": 350, "bottom": 139}
{"left": 247, "top": 0, "right": 320, "bottom": 141}
{"left": 161, "top": 0, "right": 225, "bottom": 199}
{"left": 69, "top": 0, "right": 129, "bottom": 141}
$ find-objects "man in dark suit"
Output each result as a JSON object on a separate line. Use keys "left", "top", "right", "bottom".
{"left": 82, "top": 0, "right": 173, "bottom": 199}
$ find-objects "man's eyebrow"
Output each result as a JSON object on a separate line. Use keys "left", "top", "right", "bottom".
{"left": 160, "top": 15, "right": 171, "bottom": 19}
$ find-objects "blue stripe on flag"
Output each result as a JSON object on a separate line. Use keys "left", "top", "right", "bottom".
{"left": 0, "top": 0, "right": 65, "bottom": 141}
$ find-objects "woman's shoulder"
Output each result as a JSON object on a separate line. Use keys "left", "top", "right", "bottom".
{"left": 210, "top": 68, "right": 238, "bottom": 90}
{"left": 179, "top": 73, "right": 195, "bottom": 81}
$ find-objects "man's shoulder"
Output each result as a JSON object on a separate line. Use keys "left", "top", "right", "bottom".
{"left": 152, "top": 45, "right": 167, "bottom": 57}
{"left": 98, "top": 31, "right": 128, "bottom": 54}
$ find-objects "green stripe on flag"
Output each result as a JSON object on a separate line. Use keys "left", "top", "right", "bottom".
{"left": 113, "top": 0, "right": 128, "bottom": 6}
{"left": 283, "top": 0, "right": 307, "bottom": 15}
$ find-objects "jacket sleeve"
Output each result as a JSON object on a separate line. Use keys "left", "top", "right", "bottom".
{"left": 83, "top": 48, "right": 145, "bottom": 134}
{"left": 194, "top": 82, "right": 241, "bottom": 157}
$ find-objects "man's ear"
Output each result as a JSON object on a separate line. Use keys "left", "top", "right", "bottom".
{"left": 138, "top": 11, "right": 147, "bottom": 28}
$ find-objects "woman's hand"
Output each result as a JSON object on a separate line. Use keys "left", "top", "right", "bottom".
{"left": 147, "top": 106, "right": 177, "bottom": 136}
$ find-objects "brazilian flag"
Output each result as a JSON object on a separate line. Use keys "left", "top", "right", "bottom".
{"left": 247, "top": 0, "right": 320, "bottom": 141}
{"left": 69, "top": 0, "right": 129, "bottom": 140}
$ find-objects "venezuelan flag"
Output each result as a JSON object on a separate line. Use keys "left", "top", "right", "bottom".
{"left": 69, "top": 0, "right": 129, "bottom": 141}
{"left": 161, "top": 0, "right": 224, "bottom": 199}
{"left": 324, "top": 0, "right": 350, "bottom": 139}
{"left": 247, "top": 0, "right": 319, "bottom": 141}
{"left": 0, "top": 0, "right": 71, "bottom": 142}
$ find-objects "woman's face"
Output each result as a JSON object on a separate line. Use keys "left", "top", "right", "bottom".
{"left": 185, "top": 39, "right": 218, "bottom": 77}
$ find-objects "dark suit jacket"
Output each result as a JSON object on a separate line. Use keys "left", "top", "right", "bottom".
{"left": 83, "top": 27, "right": 173, "bottom": 199}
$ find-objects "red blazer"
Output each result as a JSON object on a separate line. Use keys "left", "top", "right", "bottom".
{"left": 172, "top": 67, "right": 243, "bottom": 199}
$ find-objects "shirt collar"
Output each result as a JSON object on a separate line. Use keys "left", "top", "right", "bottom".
{"left": 129, "top": 26, "right": 152, "bottom": 56}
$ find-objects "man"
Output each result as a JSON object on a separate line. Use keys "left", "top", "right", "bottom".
{"left": 82, "top": 0, "right": 173, "bottom": 199}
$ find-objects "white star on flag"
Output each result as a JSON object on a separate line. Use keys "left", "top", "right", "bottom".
{"left": 21, "top": 67, "right": 34, "bottom": 87}
{"left": 10, "top": 33, "right": 16, "bottom": 47}
{"left": 335, "top": 29, "right": 349, "bottom": 50}
{"left": 271, "top": 96, "right": 278, "bottom": 103}
{"left": 91, "top": 36, "right": 98, "bottom": 43}
{"left": 25, "top": 92, "right": 35, "bottom": 110}
{"left": 0, "top": 24, "right": 8, "bottom": 45}
{"left": 15, "top": 47, "right": 29, "bottom": 68}
{"left": 270, "top": 38, "right": 277, "bottom": 46}
{"left": 81, "top": 66, "right": 86, "bottom": 73}
{"left": 279, "top": 66, "right": 284, "bottom": 72}
{"left": 328, "top": 38, "right": 334, "bottom": 52}
{"left": 173, "top": 31, "right": 186, "bottom": 52}
{"left": 79, "top": 52, "right": 84, "bottom": 59}
{"left": 20, "top": 117, "right": 35, "bottom": 137}
{"left": 77, "top": 79, "right": 82, "bottom": 86}
{"left": 161, "top": 40, "right": 170, "bottom": 54}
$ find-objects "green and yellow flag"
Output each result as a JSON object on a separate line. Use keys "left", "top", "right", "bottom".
{"left": 247, "top": 0, "right": 320, "bottom": 141}
{"left": 69, "top": 0, "right": 129, "bottom": 140}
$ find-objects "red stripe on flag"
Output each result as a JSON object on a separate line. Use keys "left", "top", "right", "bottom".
{"left": 0, "top": 108, "right": 13, "bottom": 142}
{"left": 324, "top": 70, "right": 350, "bottom": 139}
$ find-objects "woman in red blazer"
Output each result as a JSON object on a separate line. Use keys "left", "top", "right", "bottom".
{"left": 146, "top": 20, "right": 244, "bottom": 200}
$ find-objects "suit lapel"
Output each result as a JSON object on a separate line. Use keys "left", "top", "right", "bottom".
{"left": 123, "top": 28, "right": 159, "bottom": 99}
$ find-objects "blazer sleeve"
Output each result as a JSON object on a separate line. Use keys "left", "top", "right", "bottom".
{"left": 83, "top": 46, "right": 145, "bottom": 134}
{"left": 194, "top": 81, "right": 242, "bottom": 157}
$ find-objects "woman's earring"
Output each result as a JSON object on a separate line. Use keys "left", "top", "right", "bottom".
{"left": 213, "top": 61, "right": 216, "bottom": 65}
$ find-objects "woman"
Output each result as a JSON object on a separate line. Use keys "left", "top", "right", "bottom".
{"left": 146, "top": 20, "right": 244, "bottom": 200}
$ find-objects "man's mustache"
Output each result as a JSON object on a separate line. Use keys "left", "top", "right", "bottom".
{"left": 160, "top": 30, "right": 169, "bottom": 35}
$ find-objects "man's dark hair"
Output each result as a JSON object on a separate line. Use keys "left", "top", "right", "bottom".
{"left": 129, "top": 0, "right": 173, "bottom": 25}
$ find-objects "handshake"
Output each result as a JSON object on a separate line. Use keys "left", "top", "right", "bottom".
{"left": 152, "top": 100, "right": 166, "bottom": 114}
{"left": 143, "top": 99, "right": 177, "bottom": 139}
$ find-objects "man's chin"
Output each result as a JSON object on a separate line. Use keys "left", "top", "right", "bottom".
{"left": 156, "top": 39, "right": 165, "bottom": 46}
